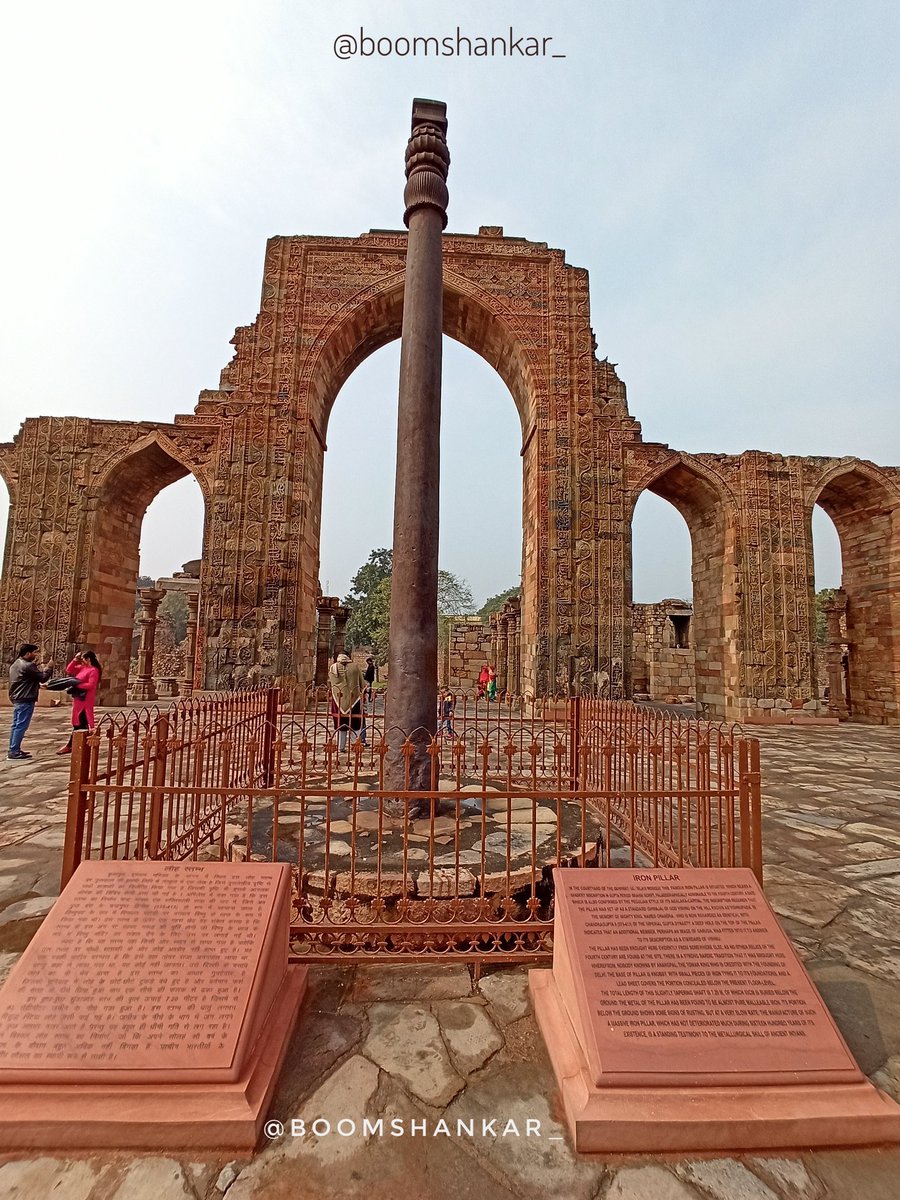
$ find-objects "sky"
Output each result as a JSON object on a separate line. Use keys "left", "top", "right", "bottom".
{"left": 1, "top": 1, "right": 897, "bottom": 606}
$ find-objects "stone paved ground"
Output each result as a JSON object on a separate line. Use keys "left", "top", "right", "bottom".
{"left": 0, "top": 711, "right": 899, "bottom": 1198}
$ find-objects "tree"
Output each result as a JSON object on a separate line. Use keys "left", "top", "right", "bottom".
{"left": 342, "top": 548, "right": 475, "bottom": 662}
{"left": 814, "top": 588, "right": 838, "bottom": 645}
{"left": 344, "top": 549, "right": 393, "bottom": 653}
{"left": 478, "top": 585, "right": 520, "bottom": 621}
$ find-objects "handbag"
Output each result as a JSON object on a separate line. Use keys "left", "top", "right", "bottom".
{"left": 46, "top": 675, "right": 87, "bottom": 700}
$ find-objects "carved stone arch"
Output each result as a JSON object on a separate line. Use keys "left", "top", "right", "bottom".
{"left": 89, "top": 428, "right": 213, "bottom": 505}
{"left": 0, "top": 446, "right": 17, "bottom": 582}
{"left": 626, "top": 451, "right": 739, "bottom": 718}
{"left": 807, "top": 458, "right": 900, "bottom": 723}
{"left": 78, "top": 432, "right": 209, "bottom": 705}
{"left": 294, "top": 267, "right": 545, "bottom": 692}
{"left": 299, "top": 270, "right": 541, "bottom": 437}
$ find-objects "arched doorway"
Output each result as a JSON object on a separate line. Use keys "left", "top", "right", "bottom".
{"left": 811, "top": 465, "right": 900, "bottom": 723}
{"left": 80, "top": 437, "right": 208, "bottom": 705}
{"left": 299, "top": 277, "right": 537, "bottom": 691}
{"left": 630, "top": 491, "right": 694, "bottom": 705}
{"left": 318, "top": 334, "right": 524, "bottom": 686}
{"left": 629, "top": 458, "right": 738, "bottom": 718}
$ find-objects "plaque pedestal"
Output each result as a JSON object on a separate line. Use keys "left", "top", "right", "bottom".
{"left": 531, "top": 868, "right": 900, "bottom": 1153}
{"left": 0, "top": 861, "right": 307, "bottom": 1150}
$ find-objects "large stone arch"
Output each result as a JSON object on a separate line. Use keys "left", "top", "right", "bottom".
{"left": 78, "top": 432, "right": 210, "bottom": 705}
{"left": 626, "top": 452, "right": 739, "bottom": 718}
{"left": 294, "top": 269, "right": 541, "bottom": 692}
{"left": 808, "top": 459, "right": 900, "bottom": 723}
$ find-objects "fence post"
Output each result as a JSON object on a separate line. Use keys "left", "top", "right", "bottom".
{"left": 147, "top": 714, "right": 169, "bottom": 859}
{"left": 569, "top": 695, "right": 582, "bottom": 791}
{"left": 738, "top": 736, "right": 763, "bottom": 884}
{"left": 60, "top": 730, "right": 92, "bottom": 890}
{"left": 261, "top": 686, "right": 281, "bottom": 788}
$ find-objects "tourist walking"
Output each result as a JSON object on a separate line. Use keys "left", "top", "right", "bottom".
{"left": 328, "top": 652, "right": 366, "bottom": 753}
{"left": 486, "top": 663, "right": 498, "bottom": 701}
{"left": 441, "top": 691, "right": 456, "bottom": 736}
{"left": 477, "top": 662, "right": 490, "bottom": 698}
{"left": 57, "top": 650, "right": 102, "bottom": 754}
{"left": 7, "top": 643, "right": 53, "bottom": 761}
{"left": 363, "top": 656, "right": 377, "bottom": 712}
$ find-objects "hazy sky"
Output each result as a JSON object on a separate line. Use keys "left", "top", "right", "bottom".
{"left": 1, "top": 1, "right": 897, "bottom": 605}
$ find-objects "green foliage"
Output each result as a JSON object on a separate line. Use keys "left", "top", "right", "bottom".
{"left": 814, "top": 587, "right": 837, "bottom": 645}
{"left": 342, "top": 548, "right": 475, "bottom": 662}
{"left": 478, "top": 585, "right": 520, "bottom": 620}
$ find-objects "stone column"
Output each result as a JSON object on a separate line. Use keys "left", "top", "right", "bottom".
{"left": 333, "top": 606, "right": 349, "bottom": 658}
{"left": 385, "top": 98, "right": 450, "bottom": 799}
{"left": 489, "top": 613, "right": 499, "bottom": 672}
{"left": 314, "top": 600, "right": 335, "bottom": 686}
{"left": 180, "top": 589, "right": 200, "bottom": 697}
{"left": 823, "top": 589, "right": 849, "bottom": 719}
{"left": 497, "top": 616, "right": 509, "bottom": 692}
{"left": 506, "top": 613, "right": 519, "bottom": 695}
{"left": 131, "top": 587, "right": 166, "bottom": 702}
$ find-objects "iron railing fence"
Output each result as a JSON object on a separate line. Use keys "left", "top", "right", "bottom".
{"left": 62, "top": 691, "right": 762, "bottom": 965}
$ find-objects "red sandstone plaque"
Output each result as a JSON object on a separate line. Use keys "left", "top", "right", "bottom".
{"left": 552, "top": 867, "right": 859, "bottom": 1087}
{"left": 0, "top": 861, "right": 308, "bottom": 1150}
{"left": 530, "top": 868, "right": 900, "bottom": 1151}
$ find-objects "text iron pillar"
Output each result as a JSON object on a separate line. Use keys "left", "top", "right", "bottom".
{"left": 384, "top": 99, "right": 450, "bottom": 803}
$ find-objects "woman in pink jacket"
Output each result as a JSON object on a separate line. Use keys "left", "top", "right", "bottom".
{"left": 57, "top": 650, "right": 102, "bottom": 754}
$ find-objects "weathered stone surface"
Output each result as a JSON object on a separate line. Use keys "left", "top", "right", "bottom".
{"left": 445, "top": 1063, "right": 603, "bottom": 1199}
{"left": 762, "top": 864, "right": 857, "bottom": 927}
{"left": 0, "top": 1158, "right": 101, "bottom": 1200}
{"left": 0, "top": 894, "right": 55, "bottom": 926}
{"left": 434, "top": 1000, "right": 503, "bottom": 1075}
{"left": 607, "top": 1166, "right": 699, "bottom": 1200}
{"left": 478, "top": 969, "right": 532, "bottom": 1025}
{"left": 836, "top": 856, "right": 900, "bottom": 880}
{"left": 364, "top": 1003, "right": 465, "bottom": 1106}
{"left": 111, "top": 1159, "right": 196, "bottom": 1200}
{"left": 349, "top": 965, "right": 472, "bottom": 1003}
{"left": 748, "top": 1157, "right": 824, "bottom": 1200}
{"left": 675, "top": 1160, "right": 778, "bottom": 1200}
{"left": 283, "top": 1055, "right": 380, "bottom": 1165}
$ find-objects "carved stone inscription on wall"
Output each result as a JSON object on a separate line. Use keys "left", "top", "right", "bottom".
{"left": 0, "top": 862, "right": 281, "bottom": 1078}
{"left": 553, "top": 868, "right": 859, "bottom": 1085}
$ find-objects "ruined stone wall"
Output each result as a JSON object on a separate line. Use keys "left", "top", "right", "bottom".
{"left": 445, "top": 618, "right": 492, "bottom": 691}
{"left": 1, "top": 231, "right": 898, "bottom": 721}
{"left": 631, "top": 602, "right": 694, "bottom": 702}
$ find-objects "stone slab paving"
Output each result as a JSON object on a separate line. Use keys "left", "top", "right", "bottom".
{"left": 0, "top": 712, "right": 899, "bottom": 1197}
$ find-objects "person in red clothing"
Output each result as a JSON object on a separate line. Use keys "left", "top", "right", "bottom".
{"left": 57, "top": 650, "right": 102, "bottom": 754}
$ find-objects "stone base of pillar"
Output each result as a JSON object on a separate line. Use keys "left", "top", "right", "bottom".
{"left": 130, "top": 680, "right": 158, "bottom": 703}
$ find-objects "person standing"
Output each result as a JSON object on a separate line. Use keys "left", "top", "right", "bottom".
{"left": 7, "top": 643, "right": 53, "bottom": 761}
{"left": 363, "top": 656, "right": 377, "bottom": 712}
{"left": 486, "top": 663, "right": 498, "bottom": 701}
{"left": 441, "top": 691, "right": 456, "bottom": 736}
{"left": 477, "top": 662, "right": 490, "bottom": 699}
{"left": 57, "top": 650, "right": 102, "bottom": 754}
{"left": 328, "top": 652, "right": 366, "bottom": 753}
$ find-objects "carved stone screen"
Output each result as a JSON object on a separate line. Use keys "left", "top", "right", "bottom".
{"left": 0, "top": 860, "right": 288, "bottom": 1084}
{"left": 552, "top": 867, "right": 861, "bottom": 1088}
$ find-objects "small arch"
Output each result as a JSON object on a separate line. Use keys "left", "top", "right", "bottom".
{"left": 628, "top": 455, "right": 737, "bottom": 718}
{"left": 809, "top": 461, "right": 899, "bottom": 723}
{"left": 79, "top": 437, "right": 208, "bottom": 705}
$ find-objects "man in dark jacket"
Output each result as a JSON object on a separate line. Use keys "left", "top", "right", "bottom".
{"left": 7, "top": 643, "right": 53, "bottom": 760}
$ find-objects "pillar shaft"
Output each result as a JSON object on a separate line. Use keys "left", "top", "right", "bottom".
{"left": 385, "top": 99, "right": 450, "bottom": 795}
{"left": 181, "top": 590, "right": 200, "bottom": 696}
{"left": 131, "top": 588, "right": 165, "bottom": 702}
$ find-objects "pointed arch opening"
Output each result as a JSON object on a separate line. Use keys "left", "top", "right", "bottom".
{"left": 629, "top": 459, "right": 737, "bottom": 718}
{"left": 300, "top": 279, "right": 538, "bottom": 692}
{"left": 812, "top": 465, "right": 900, "bottom": 723}
{"left": 81, "top": 438, "right": 208, "bottom": 705}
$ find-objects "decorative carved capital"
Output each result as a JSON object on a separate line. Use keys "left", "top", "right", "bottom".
{"left": 403, "top": 98, "right": 450, "bottom": 229}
